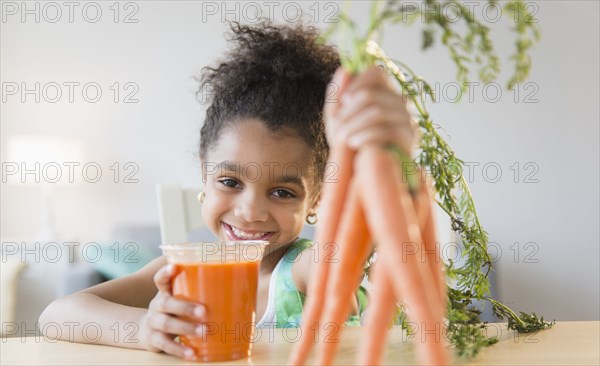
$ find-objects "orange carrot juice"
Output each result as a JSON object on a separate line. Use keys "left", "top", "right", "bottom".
{"left": 172, "top": 261, "right": 259, "bottom": 361}
{"left": 161, "top": 241, "right": 267, "bottom": 362}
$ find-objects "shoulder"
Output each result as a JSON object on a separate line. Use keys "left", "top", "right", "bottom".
{"left": 289, "top": 238, "right": 316, "bottom": 295}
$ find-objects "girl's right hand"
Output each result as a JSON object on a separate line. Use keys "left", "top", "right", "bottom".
{"left": 139, "top": 264, "right": 206, "bottom": 360}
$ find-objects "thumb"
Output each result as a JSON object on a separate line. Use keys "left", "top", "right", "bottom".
{"left": 154, "top": 264, "right": 175, "bottom": 293}
{"left": 324, "top": 67, "right": 351, "bottom": 120}
{"left": 324, "top": 67, "right": 352, "bottom": 144}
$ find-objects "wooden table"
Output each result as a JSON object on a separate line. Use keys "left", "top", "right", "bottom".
{"left": 2, "top": 321, "right": 598, "bottom": 365}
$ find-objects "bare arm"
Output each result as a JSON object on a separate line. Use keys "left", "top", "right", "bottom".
{"left": 40, "top": 255, "right": 206, "bottom": 360}
{"left": 38, "top": 256, "right": 166, "bottom": 349}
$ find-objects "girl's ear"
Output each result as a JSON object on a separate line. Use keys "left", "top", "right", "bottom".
{"left": 311, "top": 193, "right": 321, "bottom": 212}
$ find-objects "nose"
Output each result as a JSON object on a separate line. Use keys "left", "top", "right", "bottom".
{"left": 234, "top": 191, "right": 269, "bottom": 223}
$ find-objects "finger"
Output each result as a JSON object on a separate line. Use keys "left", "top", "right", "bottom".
{"left": 324, "top": 67, "right": 352, "bottom": 119}
{"left": 336, "top": 105, "right": 412, "bottom": 144}
{"left": 345, "top": 126, "right": 416, "bottom": 154}
{"left": 336, "top": 88, "right": 406, "bottom": 129}
{"left": 149, "top": 331, "right": 196, "bottom": 360}
{"left": 150, "top": 293, "right": 206, "bottom": 320}
{"left": 154, "top": 264, "right": 175, "bottom": 292}
{"left": 345, "top": 65, "right": 392, "bottom": 95}
{"left": 148, "top": 312, "right": 205, "bottom": 337}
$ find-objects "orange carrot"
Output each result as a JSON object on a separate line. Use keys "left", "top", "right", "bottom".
{"left": 409, "top": 169, "right": 445, "bottom": 320}
{"left": 288, "top": 69, "right": 353, "bottom": 366}
{"left": 357, "top": 146, "right": 449, "bottom": 365}
{"left": 412, "top": 169, "right": 430, "bottom": 235}
{"left": 287, "top": 145, "right": 353, "bottom": 366}
{"left": 355, "top": 258, "right": 397, "bottom": 366}
{"left": 313, "top": 178, "right": 372, "bottom": 365}
{"left": 416, "top": 172, "right": 447, "bottom": 318}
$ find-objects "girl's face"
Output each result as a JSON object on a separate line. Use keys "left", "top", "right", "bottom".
{"left": 201, "top": 120, "right": 317, "bottom": 247}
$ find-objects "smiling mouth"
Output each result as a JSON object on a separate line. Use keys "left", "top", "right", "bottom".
{"left": 222, "top": 222, "right": 274, "bottom": 241}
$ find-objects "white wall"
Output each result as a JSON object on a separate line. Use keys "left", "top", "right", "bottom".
{"left": 1, "top": 1, "right": 598, "bottom": 322}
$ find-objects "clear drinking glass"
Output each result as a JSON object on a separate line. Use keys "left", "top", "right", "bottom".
{"left": 160, "top": 241, "right": 268, "bottom": 362}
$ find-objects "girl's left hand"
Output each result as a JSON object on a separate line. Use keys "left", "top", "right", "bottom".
{"left": 325, "top": 65, "right": 420, "bottom": 155}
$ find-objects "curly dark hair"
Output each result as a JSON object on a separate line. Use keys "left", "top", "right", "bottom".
{"left": 197, "top": 20, "right": 341, "bottom": 194}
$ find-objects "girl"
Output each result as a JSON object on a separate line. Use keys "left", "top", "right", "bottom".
{"left": 39, "top": 20, "right": 418, "bottom": 360}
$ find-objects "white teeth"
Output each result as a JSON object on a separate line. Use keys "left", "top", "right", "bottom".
{"left": 230, "top": 225, "right": 267, "bottom": 239}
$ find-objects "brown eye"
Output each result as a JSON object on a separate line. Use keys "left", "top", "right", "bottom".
{"left": 272, "top": 189, "right": 296, "bottom": 199}
{"left": 219, "top": 178, "right": 240, "bottom": 188}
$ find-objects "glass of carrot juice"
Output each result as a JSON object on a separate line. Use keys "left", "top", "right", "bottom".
{"left": 160, "top": 241, "right": 268, "bottom": 362}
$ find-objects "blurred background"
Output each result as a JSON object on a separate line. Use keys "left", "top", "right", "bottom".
{"left": 1, "top": 1, "right": 598, "bottom": 337}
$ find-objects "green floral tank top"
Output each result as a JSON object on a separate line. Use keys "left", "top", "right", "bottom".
{"left": 259, "top": 238, "right": 369, "bottom": 328}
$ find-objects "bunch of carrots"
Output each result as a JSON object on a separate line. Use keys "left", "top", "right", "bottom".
{"left": 287, "top": 69, "right": 449, "bottom": 365}
{"left": 285, "top": 0, "right": 549, "bottom": 361}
